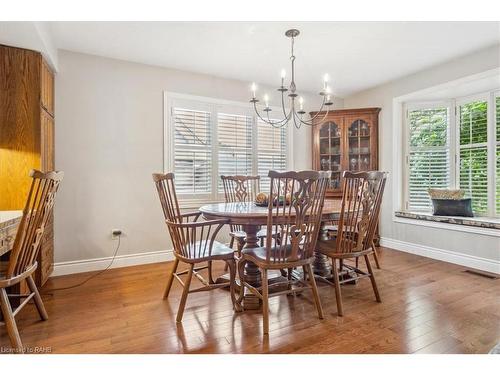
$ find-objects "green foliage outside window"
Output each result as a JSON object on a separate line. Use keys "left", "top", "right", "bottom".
{"left": 459, "top": 101, "right": 488, "bottom": 214}
{"left": 408, "top": 108, "right": 449, "bottom": 211}
{"left": 460, "top": 101, "right": 488, "bottom": 145}
{"left": 409, "top": 108, "right": 448, "bottom": 147}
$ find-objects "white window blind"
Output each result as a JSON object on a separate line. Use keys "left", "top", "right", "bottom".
{"left": 172, "top": 107, "right": 212, "bottom": 194}
{"left": 257, "top": 119, "right": 287, "bottom": 193}
{"left": 168, "top": 94, "right": 291, "bottom": 199}
{"left": 458, "top": 100, "right": 488, "bottom": 214}
{"left": 407, "top": 107, "right": 450, "bottom": 211}
{"left": 217, "top": 112, "right": 253, "bottom": 192}
{"left": 496, "top": 95, "right": 500, "bottom": 215}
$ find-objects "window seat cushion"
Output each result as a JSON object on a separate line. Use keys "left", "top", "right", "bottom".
{"left": 431, "top": 198, "right": 474, "bottom": 217}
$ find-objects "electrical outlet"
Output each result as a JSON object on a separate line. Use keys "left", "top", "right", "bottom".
{"left": 111, "top": 229, "right": 122, "bottom": 240}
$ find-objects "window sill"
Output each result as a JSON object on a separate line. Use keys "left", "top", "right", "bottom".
{"left": 393, "top": 211, "right": 500, "bottom": 237}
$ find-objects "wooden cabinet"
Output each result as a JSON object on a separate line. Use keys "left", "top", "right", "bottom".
{"left": 312, "top": 108, "right": 380, "bottom": 197}
{"left": 0, "top": 44, "right": 56, "bottom": 286}
{"left": 41, "top": 109, "right": 55, "bottom": 171}
{"left": 41, "top": 59, "right": 55, "bottom": 116}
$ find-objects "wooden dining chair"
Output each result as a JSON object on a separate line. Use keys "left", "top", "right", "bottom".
{"left": 0, "top": 170, "right": 63, "bottom": 353}
{"left": 153, "top": 173, "right": 238, "bottom": 322}
{"left": 323, "top": 223, "right": 381, "bottom": 269}
{"left": 220, "top": 175, "right": 262, "bottom": 255}
{"left": 236, "top": 170, "right": 330, "bottom": 336}
{"left": 316, "top": 171, "right": 387, "bottom": 316}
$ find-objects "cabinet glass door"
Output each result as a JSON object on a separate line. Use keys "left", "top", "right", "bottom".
{"left": 319, "top": 121, "right": 342, "bottom": 190}
{"left": 348, "top": 119, "right": 371, "bottom": 171}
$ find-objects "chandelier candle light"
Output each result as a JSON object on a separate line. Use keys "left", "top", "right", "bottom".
{"left": 250, "top": 29, "right": 333, "bottom": 129}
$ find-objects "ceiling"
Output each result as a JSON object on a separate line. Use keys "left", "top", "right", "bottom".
{"left": 46, "top": 21, "right": 500, "bottom": 97}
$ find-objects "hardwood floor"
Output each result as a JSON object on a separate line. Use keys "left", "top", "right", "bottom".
{"left": 1, "top": 247, "right": 499, "bottom": 354}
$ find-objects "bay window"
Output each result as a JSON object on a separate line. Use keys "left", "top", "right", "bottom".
{"left": 404, "top": 90, "right": 500, "bottom": 217}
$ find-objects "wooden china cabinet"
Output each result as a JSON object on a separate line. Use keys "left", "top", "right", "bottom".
{"left": 311, "top": 108, "right": 381, "bottom": 198}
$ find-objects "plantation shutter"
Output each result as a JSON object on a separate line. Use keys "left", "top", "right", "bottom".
{"left": 407, "top": 107, "right": 450, "bottom": 211}
{"left": 172, "top": 107, "right": 212, "bottom": 194}
{"left": 458, "top": 100, "right": 488, "bottom": 214}
{"left": 496, "top": 95, "right": 500, "bottom": 215}
{"left": 257, "top": 119, "right": 287, "bottom": 193}
{"left": 217, "top": 112, "right": 253, "bottom": 192}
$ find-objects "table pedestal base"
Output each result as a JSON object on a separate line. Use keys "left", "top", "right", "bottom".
{"left": 216, "top": 224, "right": 291, "bottom": 310}
{"left": 312, "top": 252, "right": 332, "bottom": 277}
{"left": 215, "top": 270, "right": 288, "bottom": 310}
{"left": 291, "top": 257, "right": 358, "bottom": 285}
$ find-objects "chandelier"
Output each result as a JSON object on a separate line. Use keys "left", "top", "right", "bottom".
{"left": 250, "top": 29, "right": 333, "bottom": 129}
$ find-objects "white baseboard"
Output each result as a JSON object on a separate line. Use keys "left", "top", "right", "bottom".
{"left": 52, "top": 249, "right": 175, "bottom": 277}
{"left": 52, "top": 238, "right": 499, "bottom": 277}
{"left": 380, "top": 237, "right": 500, "bottom": 274}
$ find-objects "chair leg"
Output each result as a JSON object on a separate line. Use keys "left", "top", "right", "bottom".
{"left": 26, "top": 275, "right": 48, "bottom": 321}
{"left": 163, "top": 258, "right": 179, "bottom": 299}
{"left": 236, "top": 239, "right": 245, "bottom": 257}
{"left": 176, "top": 263, "right": 194, "bottom": 323}
{"left": 371, "top": 241, "right": 381, "bottom": 269}
{"left": 364, "top": 255, "right": 381, "bottom": 302}
{"left": 0, "top": 288, "right": 23, "bottom": 352}
{"left": 226, "top": 259, "right": 241, "bottom": 312}
{"left": 287, "top": 267, "right": 293, "bottom": 291}
{"left": 236, "top": 259, "right": 246, "bottom": 305}
{"left": 224, "top": 237, "right": 236, "bottom": 272}
{"left": 331, "top": 258, "right": 344, "bottom": 317}
{"left": 207, "top": 261, "right": 215, "bottom": 285}
{"left": 261, "top": 268, "right": 270, "bottom": 335}
{"left": 306, "top": 264, "right": 324, "bottom": 319}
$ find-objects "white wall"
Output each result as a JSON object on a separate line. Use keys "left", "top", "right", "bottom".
{"left": 54, "top": 50, "right": 344, "bottom": 266}
{"left": 55, "top": 45, "right": 499, "bottom": 273}
{"left": 0, "top": 22, "right": 58, "bottom": 70}
{"left": 343, "top": 44, "right": 500, "bottom": 270}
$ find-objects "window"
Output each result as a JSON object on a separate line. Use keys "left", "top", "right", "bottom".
{"left": 458, "top": 100, "right": 488, "bottom": 214}
{"left": 166, "top": 94, "right": 291, "bottom": 201}
{"left": 217, "top": 113, "right": 253, "bottom": 192}
{"left": 257, "top": 119, "right": 287, "bottom": 192}
{"left": 404, "top": 90, "right": 500, "bottom": 217}
{"left": 496, "top": 94, "right": 500, "bottom": 215}
{"left": 406, "top": 106, "right": 450, "bottom": 211}
{"left": 173, "top": 107, "right": 212, "bottom": 195}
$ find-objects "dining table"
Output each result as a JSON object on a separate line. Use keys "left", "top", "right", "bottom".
{"left": 0, "top": 210, "right": 23, "bottom": 257}
{"left": 199, "top": 199, "right": 343, "bottom": 310}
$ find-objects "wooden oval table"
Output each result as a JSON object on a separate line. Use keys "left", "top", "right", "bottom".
{"left": 199, "top": 200, "right": 342, "bottom": 309}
